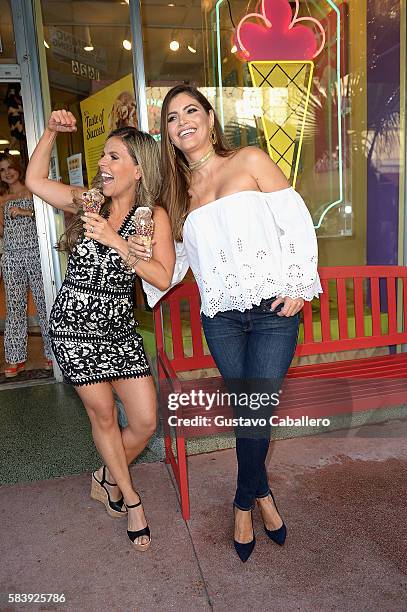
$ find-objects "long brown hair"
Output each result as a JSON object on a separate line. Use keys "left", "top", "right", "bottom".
{"left": 58, "top": 126, "right": 161, "bottom": 253}
{"left": 160, "top": 85, "right": 234, "bottom": 241}
{"left": 0, "top": 153, "right": 25, "bottom": 196}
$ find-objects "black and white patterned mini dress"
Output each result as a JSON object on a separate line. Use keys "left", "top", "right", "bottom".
{"left": 49, "top": 204, "right": 151, "bottom": 386}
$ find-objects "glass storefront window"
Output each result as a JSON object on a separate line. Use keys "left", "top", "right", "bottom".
{"left": 0, "top": 0, "right": 16, "bottom": 63}
{"left": 40, "top": 0, "right": 134, "bottom": 186}
{"left": 141, "top": 1, "right": 206, "bottom": 86}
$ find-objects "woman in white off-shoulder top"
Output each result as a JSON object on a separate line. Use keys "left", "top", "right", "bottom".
{"left": 129, "top": 85, "right": 321, "bottom": 562}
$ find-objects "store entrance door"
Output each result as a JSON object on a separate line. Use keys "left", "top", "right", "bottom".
{"left": 0, "top": 73, "right": 58, "bottom": 385}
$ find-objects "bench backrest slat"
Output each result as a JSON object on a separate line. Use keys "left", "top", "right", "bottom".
{"left": 320, "top": 278, "right": 331, "bottom": 341}
{"left": 370, "top": 277, "right": 381, "bottom": 336}
{"left": 354, "top": 277, "right": 365, "bottom": 337}
{"left": 302, "top": 300, "right": 314, "bottom": 343}
{"left": 154, "top": 266, "right": 407, "bottom": 372}
{"left": 387, "top": 277, "right": 397, "bottom": 334}
{"left": 169, "top": 300, "right": 184, "bottom": 360}
{"left": 336, "top": 278, "right": 348, "bottom": 339}
{"left": 189, "top": 291, "right": 205, "bottom": 358}
{"left": 404, "top": 277, "right": 407, "bottom": 333}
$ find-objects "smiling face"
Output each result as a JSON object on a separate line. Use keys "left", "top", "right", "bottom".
{"left": 166, "top": 92, "right": 214, "bottom": 157}
{"left": 0, "top": 159, "right": 21, "bottom": 189}
{"left": 98, "top": 136, "right": 141, "bottom": 199}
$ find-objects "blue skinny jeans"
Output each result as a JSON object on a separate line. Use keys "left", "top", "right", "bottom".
{"left": 201, "top": 297, "right": 299, "bottom": 511}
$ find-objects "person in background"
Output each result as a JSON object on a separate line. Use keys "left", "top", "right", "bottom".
{"left": 0, "top": 153, "right": 52, "bottom": 377}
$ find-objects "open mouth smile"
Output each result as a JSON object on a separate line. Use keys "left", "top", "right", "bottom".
{"left": 178, "top": 128, "right": 196, "bottom": 139}
{"left": 101, "top": 172, "right": 114, "bottom": 185}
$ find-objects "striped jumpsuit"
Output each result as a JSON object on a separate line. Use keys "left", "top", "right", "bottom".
{"left": 2, "top": 197, "right": 52, "bottom": 363}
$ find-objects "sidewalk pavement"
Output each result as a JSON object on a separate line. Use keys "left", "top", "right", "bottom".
{"left": 1, "top": 416, "right": 406, "bottom": 611}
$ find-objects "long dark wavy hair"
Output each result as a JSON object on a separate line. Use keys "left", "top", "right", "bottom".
{"left": 160, "top": 85, "right": 235, "bottom": 241}
{"left": 58, "top": 126, "right": 161, "bottom": 252}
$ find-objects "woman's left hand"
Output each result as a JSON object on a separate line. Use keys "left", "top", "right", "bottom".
{"left": 81, "top": 211, "right": 118, "bottom": 248}
{"left": 271, "top": 296, "right": 304, "bottom": 316}
{"left": 127, "top": 234, "right": 156, "bottom": 262}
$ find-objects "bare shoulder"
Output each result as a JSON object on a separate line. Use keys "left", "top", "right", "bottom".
{"left": 235, "top": 146, "right": 289, "bottom": 190}
{"left": 234, "top": 146, "right": 270, "bottom": 164}
{"left": 152, "top": 203, "right": 170, "bottom": 223}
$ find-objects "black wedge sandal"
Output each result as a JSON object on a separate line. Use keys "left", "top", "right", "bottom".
{"left": 126, "top": 496, "right": 151, "bottom": 552}
{"left": 91, "top": 466, "right": 127, "bottom": 518}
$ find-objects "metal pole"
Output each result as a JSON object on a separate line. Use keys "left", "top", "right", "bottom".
{"left": 129, "top": 0, "right": 149, "bottom": 132}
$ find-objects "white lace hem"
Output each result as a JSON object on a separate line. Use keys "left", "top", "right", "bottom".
{"left": 200, "top": 275, "right": 323, "bottom": 318}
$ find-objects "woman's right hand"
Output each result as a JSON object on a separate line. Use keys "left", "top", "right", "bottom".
{"left": 48, "top": 110, "right": 77, "bottom": 133}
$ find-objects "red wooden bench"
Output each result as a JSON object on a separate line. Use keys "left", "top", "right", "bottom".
{"left": 153, "top": 266, "right": 407, "bottom": 520}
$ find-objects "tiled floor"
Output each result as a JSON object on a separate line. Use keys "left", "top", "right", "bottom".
{"left": 0, "top": 382, "right": 162, "bottom": 485}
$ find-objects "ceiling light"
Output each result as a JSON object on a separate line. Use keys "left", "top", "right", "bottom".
{"left": 44, "top": 40, "right": 50, "bottom": 49}
{"left": 168, "top": 3, "right": 175, "bottom": 6}
{"left": 122, "top": 39, "right": 132, "bottom": 51}
{"left": 9, "top": 150, "right": 21, "bottom": 156}
{"left": 187, "top": 45, "right": 197, "bottom": 54}
{"left": 0, "top": 139, "right": 10, "bottom": 145}
{"left": 344, "top": 205, "right": 352, "bottom": 214}
{"left": 231, "top": 45, "right": 237, "bottom": 53}
{"left": 84, "top": 26, "right": 94, "bottom": 52}
{"left": 169, "top": 40, "right": 179, "bottom": 52}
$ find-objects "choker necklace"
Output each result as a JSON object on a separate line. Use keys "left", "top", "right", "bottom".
{"left": 188, "top": 148, "right": 215, "bottom": 171}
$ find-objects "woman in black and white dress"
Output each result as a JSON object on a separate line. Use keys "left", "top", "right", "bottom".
{"left": 26, "top": 110, "right": 175, "bottom": 551}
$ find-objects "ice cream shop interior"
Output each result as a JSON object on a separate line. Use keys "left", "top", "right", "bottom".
{"left": 0, "top": 0, "right": 406, "bottom": 386}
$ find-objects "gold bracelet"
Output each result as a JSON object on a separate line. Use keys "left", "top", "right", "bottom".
{"left": 124, "top": 251, "right": 132, "bottom": 268}
{"left": 127, "top": 256, "right": 141, "bottom": 273}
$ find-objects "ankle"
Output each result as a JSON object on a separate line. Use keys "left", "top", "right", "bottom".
{"left": 124, "top": 492, "right": 141, "bottom": 508}
{"left": 104, "top": 466, "right": 116, "bottom": 485}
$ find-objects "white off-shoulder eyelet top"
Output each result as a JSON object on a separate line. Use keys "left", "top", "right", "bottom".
{"left": 143, "top": 187, "right": 322, "bottom": 317}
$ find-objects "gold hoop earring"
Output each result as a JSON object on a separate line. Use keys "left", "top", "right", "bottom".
{"left": 210, "top": 127, "right": 217, "bottom": 146}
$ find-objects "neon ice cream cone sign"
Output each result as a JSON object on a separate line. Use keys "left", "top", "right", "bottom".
{"left": 236, "top": 0, "right": 325, "bottom": 61}
{"left": 234, "top": 0, "right": 326, "bottom": 186}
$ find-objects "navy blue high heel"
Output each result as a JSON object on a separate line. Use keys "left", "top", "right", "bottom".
{"left": 233, "top": 506, "right": 256, "bottom": 562}
{"left": 258, "top": 490, "right": 287, "bottom": 546}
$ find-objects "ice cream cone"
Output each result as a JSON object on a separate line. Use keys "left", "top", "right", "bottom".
{"left": 81, "top": 187, "right": 105, "bottom": 213}
{"left": 132, "top": 207, "right": 154, "bottom": 249}
{"left": 248, "top": 60, "right": 314, "bottom": 187}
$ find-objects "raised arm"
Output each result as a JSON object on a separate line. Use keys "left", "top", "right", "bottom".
{"left": 25, "top": 110, "right": 82, "bottom": 213}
